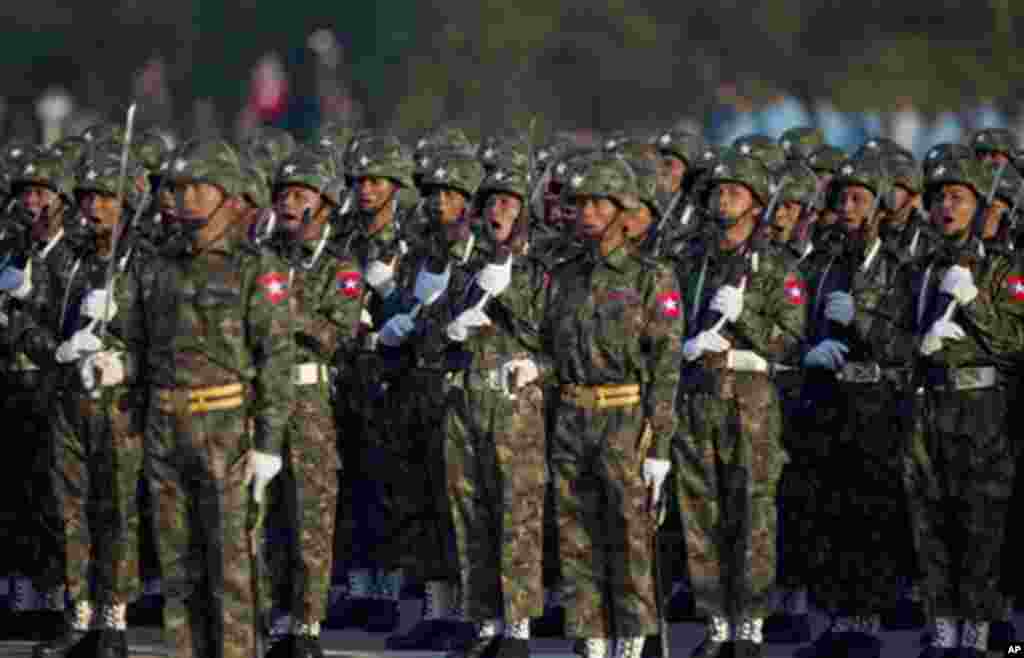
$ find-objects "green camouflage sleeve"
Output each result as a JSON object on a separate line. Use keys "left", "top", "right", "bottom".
{"left": 244, "top": 253, "right": 295, "bottom": 457}
{"left": 643, "top": 263, "right": 685, "bottom": 460}
{"left": 294, "top": 256, "right": 365, "bottom": 366}
{"left": 953, "top": 256, "right": 1024, "bottom": 361}
{"left": 733, "top": 255, "right": 808, "bottom": 364}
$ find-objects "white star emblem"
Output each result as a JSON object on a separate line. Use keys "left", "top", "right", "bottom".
{"left": 928, "top": 149, "right": 939, "bottom": 160}
{"left": 570, "top": 174, "right": 584, "bottom": 188}
{"left": 434, "top": 167, "right": 447, "bottom": 180}
{"left": 662, "top": 298, "right": 678, "bottom": 312}
{"left": 782, "top": 140, "right": 791, "bottom": 151}
{"left": 605, "top": 139, "right": 616, "bottom": 150}
{"left": 556, "top": 163, "right": 567, "bottom": 176}
{"left": 10, "top": 148, "right": 21, "bottom": 157}
{"left": 267, "top": 280, "right": 285, "bottom": 295}
{"left": 319, "top": 138, "right": 332, "bottom": 148}
{"left": 493, "top": 170, "right": 505, "bottom": 181}
{"left": 343, "top": 279, "right": 358, "bottom": 290}
{"left": 934, "top": 165, "right": 946, "bottom": 177}
{"left": 841, "top": 164, "right": 854, "bottom": 176}
{"left": 1013, "top": 282, "right": 1024, "bottom": 295}
{"left": 809, "top": 156, "right": 818, "bottom": 165}
{"left": 83, "top": 132, "right": 93, "bottom": 142}
{"left": 976, "top": 134, "right": 986, "bottom": 143}
{"left": 787, "top": 286, "right": 801, "bottom": 300}
{"left": 416, "top": 139, "right": 428, "bottom": 150}
{"left": 360, "top": 155, "right": 370, "bottom": 167}
{"left": 713, "top": 164, "right": 726, "bottom": 176}
{"left": 175, "top": 158, "right": 188, "bottom": 172}
{"left": 419, "top": 156, "right": 430, "bottom": 168}
{"left": 160, "top": 161, "right": 169, "bottom": 171}
{"left": 660, "top": 134, "right": 671, "bottom": 145}
{"left": 483, "top": 148, "right": 495, "bottom": 159}
{"left": 86, "top": 170, "right": 97, "bottom": 181}
{"left": 53, "top": 148, "right": 63, "bottom": 157}
{"left": 24, "top": 164, "right": 35, "bottom": 175}
{"left": 537, "top": 149, "right": 549, "bottom": 161}
{"left": 740, "top": 144, "right": 751, "bottom": 154}
{"left": 867, "top": 140, "right": 877, "bottom": 148}
{"left": 283, "top": 164, "right": 296, "bottom": 176}
{"left": 703, "top": 150, "right": 714, "bottom": 160}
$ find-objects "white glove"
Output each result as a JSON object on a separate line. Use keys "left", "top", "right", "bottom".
{"left": 824, "top": 291, "right": 855, "bottom": 327}
{"left": 414, "top": 265, "right": 451, "bottom": 306}
{"left": 378, "top": 313, "right": 416, "bottom": 347}
{"left": 802, "top": 340, "right": 849, "bottom": 371}
{"left": 56, "top": 329, "right": 104, "bottom": 364}
{"left": 80, "top": 289, "right": 118, "bottom": 322}
{"left": 939, "top": 265, "right": 978, "bottom": 306}
{"left": 446, "top": 307, "right": 492, "bottom": 342}
{"left": 920, "top": 320, "right": 966, "bottom": 356}
{"left": 500, "top": 357, "right": 540, "bottom": 391}
{"left": 0, "top": 263, "right": 32, "bottom": 299}
{"left": 475, "top": 259, "right": 513, "bottom": 297}
{"left": 242, "top": 450, "right": 283, "bottom": 504}
{"left": 642, "top": 458, "right": 671, "bottom": 508}
{"left": 364, "top": 260, "right": 396, "bottom": 298}
{"left": 726, "top": 349, "right": 768, "bottom": 372}
{"left": 709, "top": 285, "right": 744, "bottom": 323}
{"left": 682, "top": 330, "right": 731, "bottom": 362}
{"left": 80, "top": 351, "right": 126, "bottom": 389}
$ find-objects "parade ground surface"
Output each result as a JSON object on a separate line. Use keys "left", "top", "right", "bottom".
{"left": 4, "top": 600, "right": 1023, "bottom": 657}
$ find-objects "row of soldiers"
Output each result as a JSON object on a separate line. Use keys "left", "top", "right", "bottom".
{"left": 0, "top": 119, "right": 1021, "bottom": 658}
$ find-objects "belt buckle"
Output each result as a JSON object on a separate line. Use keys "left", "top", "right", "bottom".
{"left": 840, "top": 362, "right": 880, "bottom": 384}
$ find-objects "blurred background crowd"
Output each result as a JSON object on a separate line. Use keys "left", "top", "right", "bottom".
{"left": 1, "top": 1, "right": 1023, "bottom": 156}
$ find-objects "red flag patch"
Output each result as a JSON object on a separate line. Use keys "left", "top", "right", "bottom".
{"left": 784, "top": 276, "right": 806, "bottom": 305}
{"left": 1007, "top": 275, "right": 1024, "bottom": 302}
{"left": 257, "top": 272, "right": 289, "bottom": 304}
{"left": 337, "top": 271, "right": 362, "bottom": 299}
{"left": 656, "top": 291, "right": 682, "bottom": 319}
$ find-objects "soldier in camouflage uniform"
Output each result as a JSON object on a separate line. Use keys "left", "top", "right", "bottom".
{"left": 20, "top": 149, "right": 152, "bottom": 658}
{"left": 540, "top": 155, "right": 683, "bottom": 658}
{"left": 732, "top": 135, "right": 786, "bottom": 172}
{"left": 904, "top": 158, "right": 1024, "bottom": 658}
{"left": 778, "top": 127, "right": 824, "bottom": 164}
{"left": 794, "top": 156, "right": 922, "bottom": 658}
{"left": 969, "top": 127, "right": 1018, "bottom": 168}
{"left": 259, "top": 148, "right": 351, "bottom": 658}
{"left": 437, "top": 164, "right": 547, "bottom": 658}
{"left": 672, "top": 151, "right": 806, "bottom": 658}
{"left": 376, "top": 150, "right": 485, "bottom": 651}
{"left": 0, "top": 153, "right": 78, "bottom": 638}
{"left": 115, "top": 139, "right": 295, "bottom": 658}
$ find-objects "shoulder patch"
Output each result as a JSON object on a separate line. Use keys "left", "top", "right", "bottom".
{"left": 257, "top": 272, "right": 289, "bottom": 304}
{"left": 1007, "top": 275, "right": 1024, "bottom": 302}
{"left": 656, "top": 291, "right": 682, "bottom": 318}
{"left": 337, "top": 270, "right": 363, "bottom": 298}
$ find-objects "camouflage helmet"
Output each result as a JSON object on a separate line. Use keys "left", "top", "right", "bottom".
{"left": 623, "top": 154, "right": 661, "bottom": 217}
{"left": 807, "top": 145, "right": 847, "bottom": 175}
{"left": 773, "top": 161, "right": 819, "bottom": 205}
{"left": 347, "top": 135, "right": 415, "bottom": 190}
{"left": 696, "top": 144, "right": 722, "bottom": 171}
{"left": 240, "top": 162, "right": 272, "bottom": 209}
{"left": 81, "top": 123, "right": 125, "bottom": 147}
{"left": 133, "top": 130, "right": 175, "bottom": 174}
{"left": 534, "top": 136, "right": 574, "bottom": 178}
{"left": 477, "top": 166, "right": 530, "bottom": 204}
{"left": 779, "top": 126, "right": 825, "bottom": 161}
{"left": 833, "top": 155, "right": 894, "bottom": 204}
{"left": 478, "top": 134, "right": 530, "bottom": 175}
{"left": 243, "top": 127, "right": 297, "bottom": 176}
{"left": 565, "top": 154, "right": 641, "bottom": 211}
{"left": 923, "top": 143, "right": 973, "bottom": 177}
{"left": 732, "top": 134, "right": 786, "bottom": 170}
{"left": 315, "top": 121, "right": 355, "bottom": 159}
{"left": 653, "top": 129, "right": 707, "bottom": 168}
{"left": 853, "top": 137, "right": 913, "bottom": 164}
{"left": 887, "top": 155, "right": 923, "bottom": 195}
{"left": 75, "top": 152, "right": 149, "bottom": 208}
{"left": 600, "top": 130, "right": 630, "bottom": 153}
{"left": 707, "top": 150, "right": 773, "bottom": 206}
{"left": 417, "top": 150, "right": 486, "bottom": 199}
{"left": 50, "top": 136, "right": 89, "bottom": 171}
{"left": 165, "top": 139, "right": 244, "bottom": 198}
{"left": 970, "top": 128, "right": 1019, "bottom": 157}
{"left": 10, "top": 154, "right": 74, "bottom": 202}
{"left": 985, "top": 160, "right": 1024, "bottom": 207}
{"left": 923, "top": 157, "right": 989, "bottom": 209}
{"left": 273, "top": 147, "right": 342, "bottom": 205}
{"left": 414, "top": 126, "right": 476, "bottom": 159}
{"left": 3, "top": 140, "right": 43, "bottom": 170}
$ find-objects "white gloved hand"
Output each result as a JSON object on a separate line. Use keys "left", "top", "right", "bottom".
{"left": 939, "top": 265, "right": 978, "bottom": 306}
{"left": 80, "top": 351, "right": 126, "bottom": 389}
{"left": 56, "top": 329, "right": 104, "bottom": 364}
{"left": 1, "top": 262, "right": 32, "bottom": 299}
{"left": 920, "top": 320, "right": 966, "bottom": 356}
{"left": 378, "top": 313, "right": 416, "bottom": 347}
{"left": 364, "top": 260, "right": 396, "bottom": 298}
{"left": 500, "top": 357, "right": 540, "bottom": 390}
{"left": 642, "top": 458, "right": 671, "bottom": 508}
{"left": 709, "top": 285, "right": 744, "bottom": 323}
{"left": 414, "top": 265, "right": 451, "bottom": 306}
{"left": 802, "top": 340, "right": 849, "bottom": 371}
{"left": 824, "top": 291, "right": 855, "bottom": 327}
{"left": 726, "top": 349, "right": 768, "bottom": 373}
{"left": 242, "top": 450, "right": 283, "bottom": 504}
{"left": 80, "top": 289, "right": 118, "bottom": 322}
{"left": 446, "top": 307, "right": 492, "bottom": 342}
{"left": 475, "top": 259, "right": 513, "bottom": 297}
{"left": 682, "top": 330, "right": 731, "bottom": 362}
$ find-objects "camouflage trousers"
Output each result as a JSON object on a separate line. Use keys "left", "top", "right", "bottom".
{"left": 905, "top": 385, "right": 1015, "bottom": 620}
{"left": 550, "top": 399, "right": 659, "bottom": 638}
{"left": 145, "top": 395, "right": 260, "bottom": 658}
{"left": 773, "top": 379, "right": 818, "bottom": 590}
{"left": 265, "top": 382, "right": 340, "bottom": 624}
{"left": 445, "top": 377, "right": 546, "bottom": 622}
{"left": 674, "top": 373, "right": 787, "bottom": 621}
{"left": 45, "top": 387, "right": 144, "bottom": 606}
{"left": 804, "top": 381, "right": 915, "bottom": 616}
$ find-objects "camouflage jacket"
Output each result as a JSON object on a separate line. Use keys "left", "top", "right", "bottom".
{"left": 541, "top": 242, "right": 683, "bottom": 459}
{"left": 912, "top": 249, "right": 1024, "bottom": 377}
{"left": 122, "top": 232, "right": 295, "bottom": 456}
{"left": 677, "top": 239, "right": 808, "bottom": 390}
